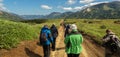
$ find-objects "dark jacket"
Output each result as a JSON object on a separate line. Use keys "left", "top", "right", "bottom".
{"left": 50, "top": 25, "right": 58, "bottom": 38}
{"left": 64, "top": 24, "right": 70, "bottom": 37}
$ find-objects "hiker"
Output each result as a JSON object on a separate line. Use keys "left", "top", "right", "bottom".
{"left": 64, "top": 24, "right": 83, "bottom": 57}
{"left": 64, "top": 24, "right": 70, "bottom": 37}
{"left": 102, "top": 29, "right": 120, "bottom": 57}
{"left": 39, "top": 25, "right": 53, "bottom": 57}
{"left": 50, "top": 24, "right": 58, "bottom": 51}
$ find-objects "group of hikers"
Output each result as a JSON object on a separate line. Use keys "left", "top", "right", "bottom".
{"left": 39, "top": 23, "right": 120, "bottom": 57}
{"left": 39, "top": 24, "right": 58, "bottom": 57}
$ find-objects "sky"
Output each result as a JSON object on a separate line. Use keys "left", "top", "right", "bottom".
{"left": 0, "top": 0, "right": 119, "bottom": 15}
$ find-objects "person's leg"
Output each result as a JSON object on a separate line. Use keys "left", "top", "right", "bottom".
{"left": 105, "top": 47, "right": 112, "bottom": 57}
{"left": 43, "top": 45, "right": 50, "bottom": 57}
{"left": 52, "top": 38, "right": 56, "bottom": 51}
{"left": 67, "top": 54, "right": 72, "bottom": 57}
{"left": 73, "top": 54, "right": 79, "bottom": 57}
{"left": 43, "top": 45, "right": 47, "bottom": 57}
{"left": 47, "top": 45, "right": 50, "bottom": 57}
{"left": 111, "top": 44, "right": 117, "bottom": 54}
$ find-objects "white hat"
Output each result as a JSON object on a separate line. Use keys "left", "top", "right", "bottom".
{"left": 70, "top": 24, "right": 77, "bottom": 30}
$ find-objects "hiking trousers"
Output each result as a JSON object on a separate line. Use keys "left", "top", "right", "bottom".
{"left": 43, "top": 45, "right": 50, "bottom": 57}
{"left": 67, "top": 54, "right": 80, "bottom": 57}
{"left": 52, "top": 38, "right": 56, "bottom": 51}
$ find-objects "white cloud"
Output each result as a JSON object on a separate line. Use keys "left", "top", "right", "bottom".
{"left": 0, "top": 0, "right": 9, "bottom": 11}
{"left": 88, "top": 1, "right": 109, "bottom": 6}
{"left": 62, "top": 7, "right": 82, "bottom": 11}
{"left": 74, "top": 7, "right": 82, "bottom": 10}
{"left": 62, "top": 1, "right": 109, "bottom": 11}
{"left": 67, "top": 0, "right": 76, "bottom": 4}
{"left": 41, "top": 5, "right": 52, "bottom": 10}
{"left": 77, "top": 1, "right": 109, "bottom": 10}
{"left": 0, "top": 0, "right": 3, "bottom": 2}
{"left": 62, "top": 7, "right": 73, "bottom": 11}
{"left": 0, "top": 3, "right": 3, "bottom": 6}
{"left": 80, "top": 0, "right": 94, "bottom": 4}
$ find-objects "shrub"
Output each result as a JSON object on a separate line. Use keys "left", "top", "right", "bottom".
{"left": 114, "top": 20, "right": 120, "bottom": 24}
{"left": 100, "top": 25, "right": 106, "bottom": 29}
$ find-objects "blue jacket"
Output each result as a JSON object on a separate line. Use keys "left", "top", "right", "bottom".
{"left": 40, "top": 27, "right": 53, "bottom": 45}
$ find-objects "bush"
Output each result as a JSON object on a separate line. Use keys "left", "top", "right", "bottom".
{"left": 114, "top": 20, "right": 120, "bottom": 24}
{"left": 100, "top": 25, "right": 106, "bottom": 29}
{"left": 0, "top": 20, "right": 38, "bottom": 49}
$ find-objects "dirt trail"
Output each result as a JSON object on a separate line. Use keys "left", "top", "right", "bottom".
{"left": 50, "top": 22, "right": 66, "bottom": 57}
{"left": 81, "top": 36, "right": 105, "bottom": 57}
{"left": 50, "top": 24, "right": 105, "bottom": 57}
{"left": 0, "top": 20, "right": 106, "bottom": 57}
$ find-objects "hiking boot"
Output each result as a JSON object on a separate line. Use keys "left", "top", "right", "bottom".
{"left": 52, "top": 49, "right": 55, "bottom": 51}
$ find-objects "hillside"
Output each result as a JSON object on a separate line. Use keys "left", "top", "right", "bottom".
{"left": 21, "top": 15, "right": 45, "bottom": 19}
{"left": 21, "top": 12, "right": 73, "bottom": 19}
{"left": 0, "top": 11, "right": 23, "bottom": 21}
{"left": 67, "top": 1, "right": 120, "bottom": 19}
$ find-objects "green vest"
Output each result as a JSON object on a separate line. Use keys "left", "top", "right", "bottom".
{"left": 64, "top": 33, "right": 83, "bottom": 54}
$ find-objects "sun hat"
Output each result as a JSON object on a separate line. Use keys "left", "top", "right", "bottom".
{"left": 70, "top": 24, "right": 77, "bottom": 30}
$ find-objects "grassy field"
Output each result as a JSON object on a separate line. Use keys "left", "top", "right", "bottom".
{"left": 0, "top": 19, "right": 61, "bottom": 49}
{"left": 65, "top": 19, "right": 120, "bottom": 44}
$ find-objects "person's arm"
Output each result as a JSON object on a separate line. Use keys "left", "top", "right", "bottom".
{"left": 39, "top": 30, "right": 42, "bottom": 42}
{"left": 114, "top": 35, "right": 120, "bottom": 42}
{"left": 64, "top": 36, "right": 70, "bottom": 46}
{"left": 102, "top": 35, "right": 110, "bottom": 42}
{"left": 80, "top": 34, "right": 83, "bottom": 44}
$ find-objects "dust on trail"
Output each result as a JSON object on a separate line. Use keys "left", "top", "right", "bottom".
{"left": 0, "top": 20, "right": 106, "bottom": 57}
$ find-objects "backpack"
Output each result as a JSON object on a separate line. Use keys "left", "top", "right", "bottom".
{"left": 40, "top": 30, "right": 48, "bottom": 45}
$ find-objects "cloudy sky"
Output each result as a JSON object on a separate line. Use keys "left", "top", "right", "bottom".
{"left": 0, "top": 0, "right": 119, "bottom": 15}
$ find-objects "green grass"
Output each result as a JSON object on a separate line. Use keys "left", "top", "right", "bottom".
{"left": 65, "top": 19, "right": 120, "bottom": 44}
{"left": 0, "top": 19, "right": 38, "bottom": 49}
{"left": 0, "top": 19, "right": 61, "bottom": 49}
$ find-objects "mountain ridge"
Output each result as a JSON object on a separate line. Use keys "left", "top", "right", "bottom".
{"left": 21, "top": 1, "right": 120, "bottom": 19}
{"left": 0, "top": 11, "right": 23, "bottom": 21}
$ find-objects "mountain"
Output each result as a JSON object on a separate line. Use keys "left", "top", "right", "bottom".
{"left": 59, "top": 12, "right": 73, "bottom": 19}
{"left": 21, "top": 15, "right": 45, "bottom": 19}
{"left": 45, "top": 12, "right": 73, "bottom": 19}
{"left": 0, "top": 11, "right": 23, "bottom": 21}
{"left": 21, "top": 12, "right": 73, "bottom": 19}
{"left": 66, "top": 1, "right": 120, "bottom": 19}
{"left": 45, "top": 12, "right": 62, "bottom": 19}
